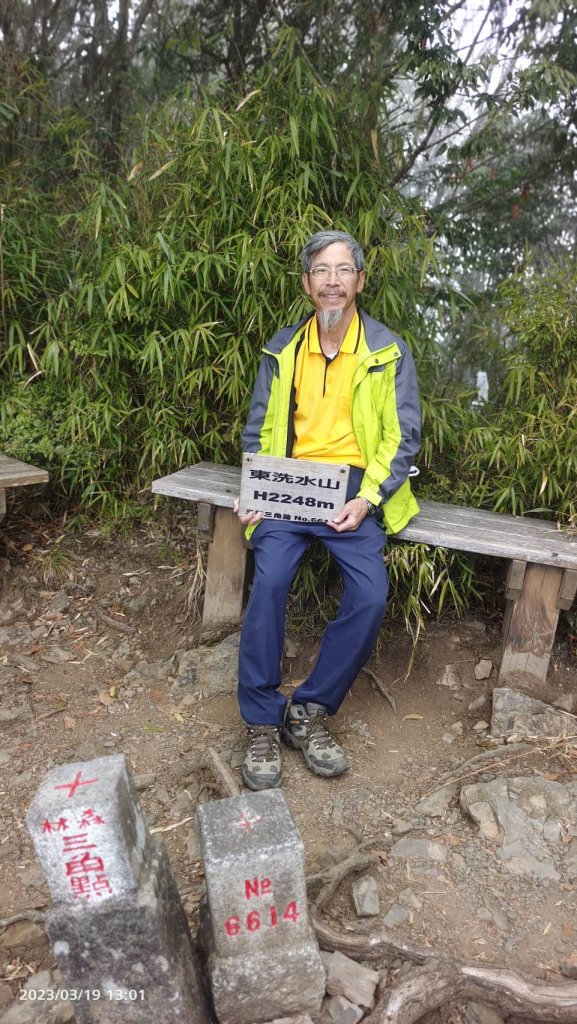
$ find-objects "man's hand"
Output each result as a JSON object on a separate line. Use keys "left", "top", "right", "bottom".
{"left": 327, "top": 497, "right": 370, "bottom": 533}
{"left": 233, "top": 497, "right": 262, "bottom": 526}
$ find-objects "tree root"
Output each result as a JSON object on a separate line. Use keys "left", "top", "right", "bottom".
{"left": 362, "top": 667, "right": 396, "bottom": 712}
{"left": 206, "top": 746, "right": 241, "bottom": 797}
{"left": 312, "top": 850, "right": 381, "bottom": 910}
{"left": 313, "top": 915, "right": 577, "bottom": 1023}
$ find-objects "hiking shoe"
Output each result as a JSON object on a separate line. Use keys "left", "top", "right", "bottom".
{"left": 242, "top": 725, "right": 282, "bottom": 790}
{"left": 282, "top": 702, "right": 348, "bottom": 777}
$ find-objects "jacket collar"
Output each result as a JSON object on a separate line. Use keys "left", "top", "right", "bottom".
{"left": 264, "top": 308, "right": 402, "bottom": 356}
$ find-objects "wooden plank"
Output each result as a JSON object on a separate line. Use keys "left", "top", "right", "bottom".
{"left": 558, "top": 569, "right": 577, "bottom": 611}
{"left": 499, "top": 563, "right": 564, "bottom": 688}
{"left": 506, "top": 559, "right": 526, "bottom": 600}
{"left": 202, "top": 507, "right": 250, "bottom": 628}
{"left": 0, "top": 455, "right": 49, "bottom": 488}
{"left": 197, "top": 502, "right": 215, "bottom": 541}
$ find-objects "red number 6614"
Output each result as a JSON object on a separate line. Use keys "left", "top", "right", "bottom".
{"left": 225, "top": 901, "right": 299, "bottom": 936}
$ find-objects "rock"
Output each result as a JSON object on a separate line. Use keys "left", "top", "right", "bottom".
{"left": 284, "top": 637, "right": 300, "bottom": 659}
{"left": 53, "top": 1004, "right": 75, "bottom": 1024}
{"left": 441, "top": 732, "right": 457, "bottom": 744}
{"left": 398, "top": 888, "right": 423, "bottom": 911}
{"left": 0, "top": 984, "right": 12, "bottom": 1013}
{"left": 491, "top": 687, "right": 575, "bottom": 739}
{"left": 40, "top": 647, "right": 73, "bottom": 664}
{"left": 351, "top": 874, "right": 379, "bottom": 917}
{"left": 559, "top": 958, "right": 577, "bottom": 980}
{"left": 268, "top": 1017, "right": 315, "bottom": 1024}
{"left": 173, "top": 632, "right": 240, "bottom": 697}
{"left": 1, "top": 919, "right": 47, "bottom": 951}
{"left": 125, "top": 591, "right": 149, "bottom": 614}
{"left": 474, "top": 659, "right": 492, "bottom": 680}
{"left": 134, "top": 772, "right": 156, "bottom": 791}
{"left": 448, "top": 720, "right": 464, "bottom": 736}
{"left": 391, "top": 819, "right": 414, "bottom": 835}
{"left": 320, "top": 995, "right": 364, "bottom": 1024}
{"left": 468, "top": 695, "right": 487, "bottom": 711}
{"left": 389, "top": 838, "right": 447, "bottom": 862}
{"left": 472, "top": 720, "right": 490, "bottom": 732}
{"left": 0, "top": 624, "right": 33, "bottom": 648}
{"left": 321, "top": 951, "right": 379, "bottom": 1010}
{"left": 383, "top": 903, "right": 409, "bottom": 928}
{"left": 436, "top": 665, "right": 461, "bottom": 691}
{"left": 461, "top": 776, "right": 577, "bottom": 880}
{"left": 48, "top": 590, "right": 70, "bottom": 614}
{"left": 553, "top": 693, "right": 575, "bottom": 713}
{"left": 22, "top": 971, "right": 52, "bottom": 995}
{"left": 415, "top": 782, "right": 458, "bottom": 817}
{"left": 464, "top": 1003, "right": 505, "bottom": 1024}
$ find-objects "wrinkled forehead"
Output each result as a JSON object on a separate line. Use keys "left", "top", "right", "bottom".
{"left": 309, "top": 241, "right": 355, "bottom": 266}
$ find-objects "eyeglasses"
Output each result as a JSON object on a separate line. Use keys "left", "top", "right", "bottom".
{"left": 308, "top": 265, "right": 358, "bottom": 280}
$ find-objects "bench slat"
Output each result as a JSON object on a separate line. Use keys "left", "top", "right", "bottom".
{"left": 0, "top": 455, "right": 49, "bottom": 488}
{"left": 151, "top": 464, "right": 577, "bottom": 571}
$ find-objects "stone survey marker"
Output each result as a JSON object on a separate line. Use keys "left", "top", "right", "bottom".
{"left": 198, "top": 789, "right": 325, "bottom": 1024}
{"left": 27, "top": 755, "right": 211, "bottom": 1023}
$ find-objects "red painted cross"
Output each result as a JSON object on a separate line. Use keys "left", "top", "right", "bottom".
{"left": 231, "top": 810, "right": 262, "bottom": 832}
{"left": 54, "top": 771, "right": 99, "bottom": 799}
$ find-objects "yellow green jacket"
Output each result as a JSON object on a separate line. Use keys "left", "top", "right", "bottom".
{"left": 242, "top": 309, "right": 420, "bottom": 535}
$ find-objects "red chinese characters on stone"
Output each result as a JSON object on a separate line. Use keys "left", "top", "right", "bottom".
{"left": 41, "top": 817, "right": 69, "bottom": 833}
{"left": 38, "top": 808, "right": 113, "bottom": 901}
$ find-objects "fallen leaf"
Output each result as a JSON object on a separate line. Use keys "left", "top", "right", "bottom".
{"left": 174, "top": 713, "right": 185, "bottom": 724}
{"left": 544, "top": 772, "right": 559, "bottom": 781}
{"left": 21, "top": 543, "right": 34, "bottom": 552}
{"left": 403, "top": 714, "right": 423, "bottom": 721}
{"left": 561, "top": 921, "right": 573, "bottom": 942}
{"left": 543, "top": 922, "right": 552, "bottom": 935}
{"left": 98, "top": 690, "right": 115, "bottom": 707}
{"left": 143, "top": 725, "right": 165, "bottom": 733}
{"left": 63, "top": 715, "right": 76, "bottom": 730}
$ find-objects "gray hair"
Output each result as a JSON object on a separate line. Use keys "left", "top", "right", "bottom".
{"left": 300, "top": 230, "right": 365, "bottom": 273}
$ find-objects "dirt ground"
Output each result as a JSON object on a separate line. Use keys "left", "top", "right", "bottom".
{"left": 1, "top": 500, "right": 576, "bottom": 1016}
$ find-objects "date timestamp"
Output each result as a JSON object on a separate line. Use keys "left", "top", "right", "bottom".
{"left": 20, "top": 989, "right": 145, "bottom": 1002}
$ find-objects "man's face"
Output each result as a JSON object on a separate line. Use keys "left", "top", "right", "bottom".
{"left": 302, "top": 242, "right": 365, "bottom": 325}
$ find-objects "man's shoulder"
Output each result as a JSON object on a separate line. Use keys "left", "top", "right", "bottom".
{"left": 263, "top": 315, "right": 312, "bottom": 354}
{"left": 359, "top": 309, "right": 409, "bottom": 354}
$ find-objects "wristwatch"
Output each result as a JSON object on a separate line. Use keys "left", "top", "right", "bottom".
{"left": 358, "top": 496, "right": 377, "bottom": 513}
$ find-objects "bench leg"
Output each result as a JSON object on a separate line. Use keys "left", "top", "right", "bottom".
{"left": 202, "top": 507, "right": 250, "bottom": 629}
{"left": 498, "top": 562, "right": 564, "bottom": 690}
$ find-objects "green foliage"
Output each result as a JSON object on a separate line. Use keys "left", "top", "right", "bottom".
{"left": 0, "top": 32, "right": 434, "bottom": 517}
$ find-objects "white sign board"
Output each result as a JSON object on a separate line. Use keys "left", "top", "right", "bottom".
{"left": 239, "top": 453, "right": 350, "bottom": 523}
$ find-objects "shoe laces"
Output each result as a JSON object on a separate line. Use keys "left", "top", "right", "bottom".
{"left": 306, "top": 708, "right": 337, "bottom": 751}
{"left": 248, "top": 726, "right": 280, "bottom": 762}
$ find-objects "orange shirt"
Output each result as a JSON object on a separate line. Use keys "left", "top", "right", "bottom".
{"left": 292, "top": 313, "right": 365, "bottom": 467}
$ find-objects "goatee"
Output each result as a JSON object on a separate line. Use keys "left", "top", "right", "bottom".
{"left": 318, "top": 307, "right": 344, "bottom": 332}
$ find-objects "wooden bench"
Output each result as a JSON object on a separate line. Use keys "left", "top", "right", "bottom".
{"left": 0, "top": 455, "right": 49, "bottom": 522}
{"left": 152, "top": 462, "right": 577, "bottom": 690}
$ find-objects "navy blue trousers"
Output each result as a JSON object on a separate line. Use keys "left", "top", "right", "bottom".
{"left": 237, "top": 514, "right": 388, "bottom": 725}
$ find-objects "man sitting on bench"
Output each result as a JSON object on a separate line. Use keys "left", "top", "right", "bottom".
{"left": 233, "top": 230, "right": 421, "bottom": 790}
